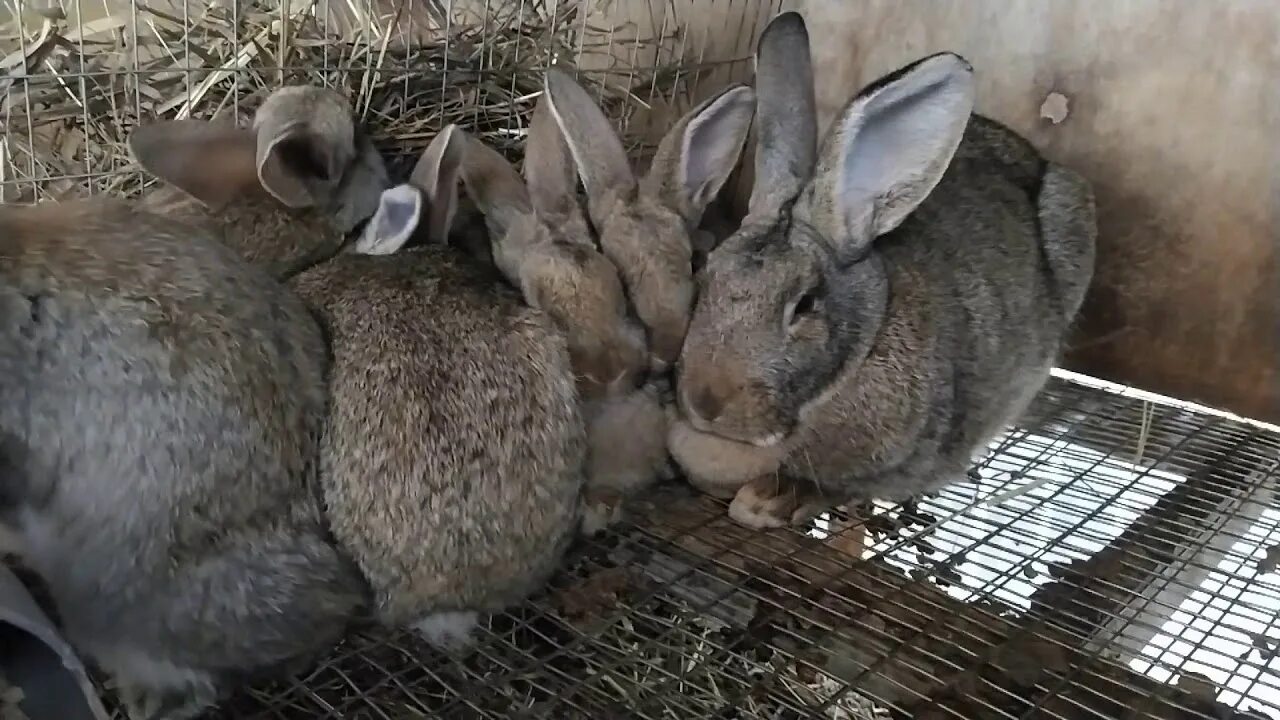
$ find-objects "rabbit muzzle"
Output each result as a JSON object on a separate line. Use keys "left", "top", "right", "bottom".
{"left": 675, "top": 360, "right": 794, "bottom": 448}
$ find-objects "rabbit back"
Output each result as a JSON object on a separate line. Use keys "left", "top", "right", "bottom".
{"left": 0, "top": 199, "right": 366, "bottom": 711}
{"left": 289, "top": 244, "right": 585, "bottom": 627}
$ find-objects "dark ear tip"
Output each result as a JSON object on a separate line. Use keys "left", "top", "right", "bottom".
{"left": 760, "top": 11, "right": 809, "bottom": 47}
{"left": 925, "top": 52, "right": 974, "bottom": 75}
{"left": 544, "top": 67, "right": 574, "bottom": 92}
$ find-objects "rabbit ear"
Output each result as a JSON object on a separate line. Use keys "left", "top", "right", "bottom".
{"left": 129, "top": 119, "right": 261, "bottom": 209}
{"left": 254, "top": 86, "right": 356, "bottom": 209}
{"left": 747, "top": 11, "right": 817, "bottom": 221}
{"left": 801, "top": 52, "right": 974, "bottom": 259}
{"left": 642, "top": 84, "right": 756, "bottom": 226}
{"left": 543, "top": 68, "right": 636, "bottom": 228}
{"left": 354, "top": 184, "right": 423, "bottom": 255}
{"left": 255, "top": 123, "right": 338, "bottom": 209}
{"left": 456, "top": 130, "right": 534, "bottom": 241}
{"left": 524, "top": 92, "right": 580, "bottom": 220}
{"left": 409, "top": 125, "right": 466, "bottom": 243}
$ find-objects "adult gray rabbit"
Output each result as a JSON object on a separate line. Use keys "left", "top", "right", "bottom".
{"left": 285, "top": 127, "right": 586, "bottom": 648}
{"left": 0, "top": 86, "right": 386, "bottom": 719}
{"left": 670, "top": 12, "right": 1097, "bottom": 528}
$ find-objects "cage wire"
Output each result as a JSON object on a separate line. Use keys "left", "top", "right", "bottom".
{"left": 4, "top": 0, "right": 1280, "bottom": 719}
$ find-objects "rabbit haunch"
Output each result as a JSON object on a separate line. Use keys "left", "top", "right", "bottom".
{"left": 672, "top": 12, "right": 1097, "bottom": 528}
{"left": 0, "top": 85, "right": 387, "bottom": 720}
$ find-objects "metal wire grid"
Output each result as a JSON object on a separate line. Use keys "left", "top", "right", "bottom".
{"left": 111, "top": 373, "right": 1265, "bottom": 720}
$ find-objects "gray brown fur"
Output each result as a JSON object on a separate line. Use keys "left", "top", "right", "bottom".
{"left": 543, "top": 68, "right": 755, "bottom": 372}
{"left": 673, "top": 12, "right": 1097, "bottom": 526}
{"left": 288, "top": 242, "right": 585, "bottom": 628}
{"left": 0, "top": 86, "right": 387, "bottom": 719}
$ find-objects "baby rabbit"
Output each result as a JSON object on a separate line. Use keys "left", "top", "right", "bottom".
{"left": 541, "top": 68, "right": 757, "bottom": 375}
{"left": 285, "top": 127, "right": 587, "bottom": 648}
{"left": 0, "top": 86, "right": 385, "bottom": 720}
{"left": 451, "top": 74, "right": 755, "bottom": 532}
{"left": 671, "top": 12, "right": 1097, "bottom": 528}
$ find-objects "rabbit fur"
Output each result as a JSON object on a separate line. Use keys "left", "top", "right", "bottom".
{"left": 286, "top": 130, "right": 586, "bottom": 641}
{"left": 0, "top": 85, "right": 387, "bottom": 720}
{"left": 672, "top": 12, "right": 1097, "bottom": 528}
{"left": 446, "top": 75, "right": 755, "bottom": 531}
{"left": 542, "top": 68, "right": 757, "bottom": 374}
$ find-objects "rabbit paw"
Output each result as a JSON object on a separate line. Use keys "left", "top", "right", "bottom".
{"left": 118, "top": 681, "right": 218, "bottom": 720}
{"left": 580, "top": 488, "right": 624, "bottom": 536}
{"left": 413, "top": 611, "right": 479, "bottom": 654}
{"left": 729, "top": 477, "right": 827, "bottom": 529}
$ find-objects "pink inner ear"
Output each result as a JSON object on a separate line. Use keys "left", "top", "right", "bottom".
{"left": 256, "top": 131, "right": 318, "bottom": 209}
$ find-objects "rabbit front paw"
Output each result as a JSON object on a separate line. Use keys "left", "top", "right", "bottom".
{"left": 580, "top": 488, "right": 625, "bottom": 536}
{"left": 117, "top": 680, "right": 219, "bottom": 720}
{"left": 729, "top": 476, "right": 828, "bottom": 529}
{"left": 413, "top": 611, "right": 479, "bottom": 654}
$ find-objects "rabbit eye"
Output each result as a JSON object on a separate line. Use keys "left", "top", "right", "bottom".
{"left": 786, "top": 290, "right": 821, "bottom": 330}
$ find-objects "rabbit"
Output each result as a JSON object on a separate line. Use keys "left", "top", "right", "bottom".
{"left": 0, "top": 85, "right": 387, "bottom": 720}
{"left": 541, "top": 67, "right": 757, "bottom": 375}
{"left": 670, "top": 11, "right": 1097, "bottom": 529}
{"left": 425, "top": 98, "right": 652, "bottom": 533}
{"left": 283, "top": 127, "right": 587, "bottom": 648}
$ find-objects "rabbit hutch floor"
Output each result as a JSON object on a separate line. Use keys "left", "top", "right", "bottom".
{"left": 75, "top": 372, "right": 1271, "bottom": 720}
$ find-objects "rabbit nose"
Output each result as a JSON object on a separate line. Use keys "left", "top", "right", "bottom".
{"left": 684, "top": 385, "right": 726, "bottom": 425}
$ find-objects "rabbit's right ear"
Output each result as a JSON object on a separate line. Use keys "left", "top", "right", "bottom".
{"left": 455, "top": 131, "right": 534, "bottom": 241}
{"left": 641, "top": 84, "right": 756, "bottom": 227}
{"left": 409, "top": 125, "right": 466, "bottom": 243}
{"left": 543, "top": 68, "right": 636, "bottom": 228}
{"left": 129, "top": 120, "right": 261, "bottom": 209}
{"left": 800, "top": 52, "right": 975, "bottom": 261}
{"left": 747, "top": 11, "right": 817, "bottom": 222}
{"left": 354, "top": 184, "right": 422, "bottom": 255}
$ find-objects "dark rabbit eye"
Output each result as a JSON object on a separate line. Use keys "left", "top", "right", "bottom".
{"left": 794, "top": 293, "right": 817, "bottom": 317}
{"left": 786, "top": 290, "right": 821, "bottom": 330}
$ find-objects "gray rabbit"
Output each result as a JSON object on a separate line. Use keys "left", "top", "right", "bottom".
{"left": 284, "top": 127, "right": 587, "bottom": 648}
{"left": 670, "top": 12, "right": 1097, "bottom": 528}
{"left": 0, "top": 86, "right": 387, "bottom": 719}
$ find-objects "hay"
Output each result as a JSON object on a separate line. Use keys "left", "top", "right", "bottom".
{"left": 0, "top": 0, "right": 692, "bottom": 203}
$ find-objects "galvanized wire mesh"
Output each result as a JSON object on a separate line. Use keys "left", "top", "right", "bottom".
{"left": 7, "top": 370, "right": 1276, "bottom": 719}
{"left": 4, "top": 1, "right": 1280, "bottom": 719}
{"left": 177, "top": 372, "right": 1277, "bottom": 720}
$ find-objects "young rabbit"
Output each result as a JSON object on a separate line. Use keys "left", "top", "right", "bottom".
{"left": 430, "top": 100, "right": 650, "bottom": 532}
{"left": 0, "top": 86, "right": 386, "bottom": 719}
{"left": 671, "top": 12, "right": 1097, "bottom": 528}
{"left": 285, "top": 128, "right": 587, "bottom": 648}
{"left": 542, "top": 68, "right": 757, "bottom": 375}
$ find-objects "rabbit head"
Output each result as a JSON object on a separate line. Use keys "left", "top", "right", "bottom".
{"left": 129, "top": 85, "right": 388, "bottom": 274}
{"left": 437, "top": 99, "right": 649, "bottom": 401}
{"left": 677, "top": 12, "right": 975, "bottom": 447}
{"left": 542, "top": 68, "right": 755, "bottom": 373}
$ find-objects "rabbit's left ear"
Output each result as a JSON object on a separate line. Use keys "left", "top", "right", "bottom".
{"left": 799, "top": 52, "right": 974, "bottom": 262}
{"left": 129, "top": 120, "right": 261, "bottom": 209}
{"left": 642, "top": 84, "right": 756, "bottom": 227}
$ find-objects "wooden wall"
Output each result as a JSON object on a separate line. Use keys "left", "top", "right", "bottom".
{"left": 784, "top": 0, "right": 1279, "bottom": 423}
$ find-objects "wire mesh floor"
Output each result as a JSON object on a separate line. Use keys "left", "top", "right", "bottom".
{"left": 80, "top": 372, "right": 1264, "bottom": 720}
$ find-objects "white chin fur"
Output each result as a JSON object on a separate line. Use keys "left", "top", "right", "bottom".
{"left": 413, "top": 611, "right": 480, "bottom": 652}
{"left": 668, "top": 419, "right": 786, "bottom": 494}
